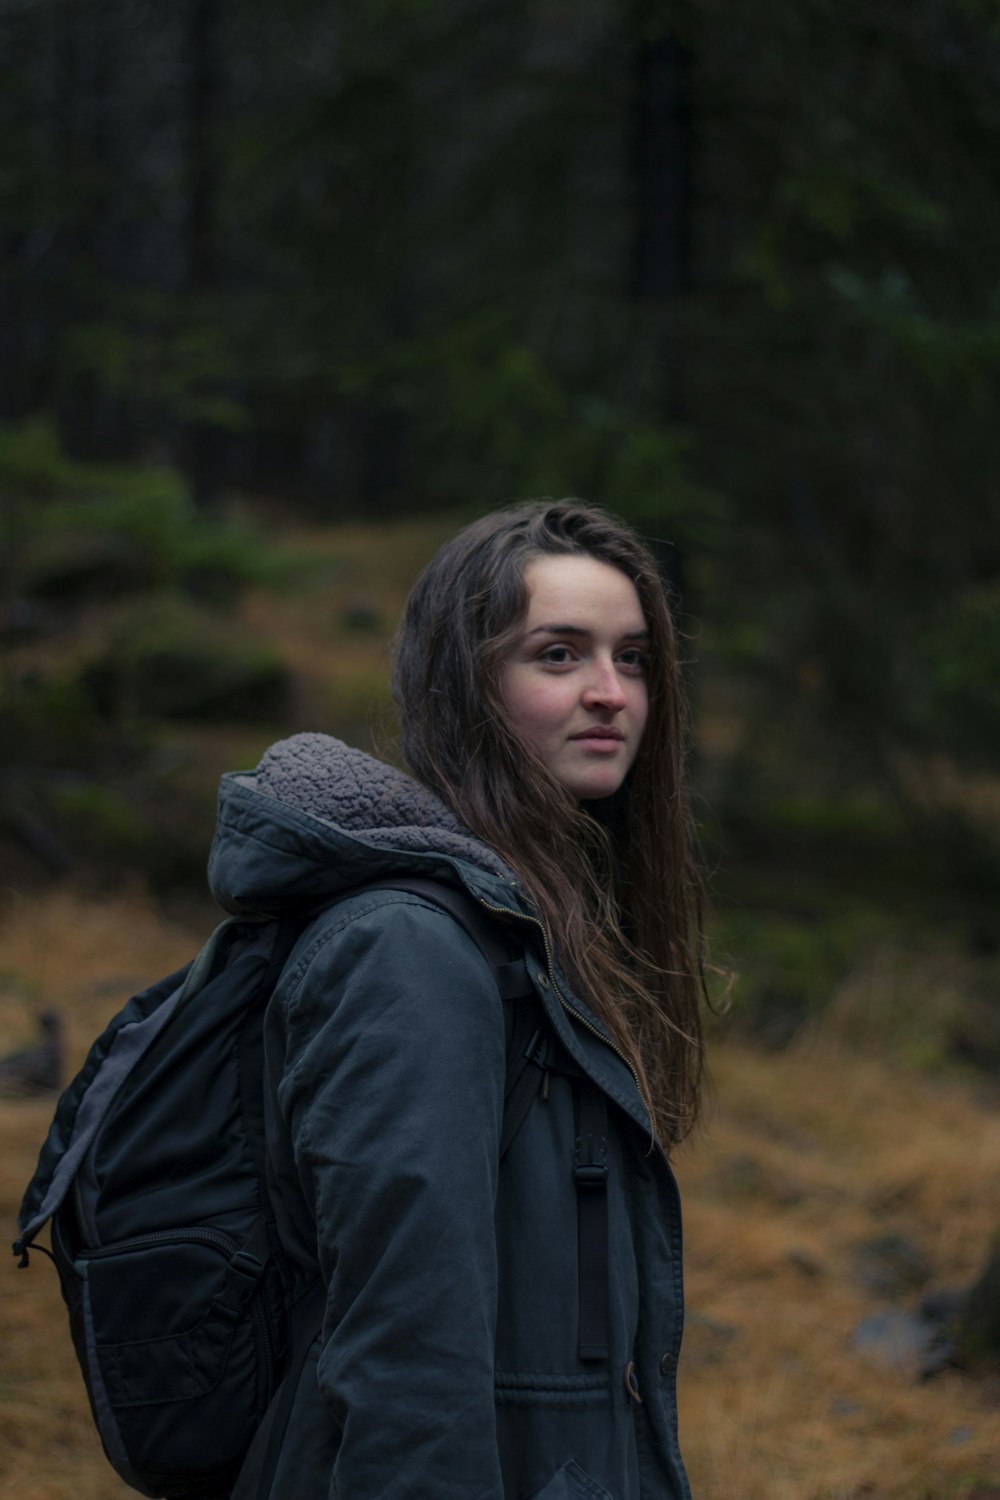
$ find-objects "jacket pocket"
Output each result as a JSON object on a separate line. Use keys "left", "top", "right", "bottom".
{"left": 528, "top": 1458, "right": 614, "bottom": 1500}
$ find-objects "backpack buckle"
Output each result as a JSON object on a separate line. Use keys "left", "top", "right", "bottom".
{"left": 574, "top": 1133, "right": 608, "bottom": 1187}
{"left": 524, "top": 1029, "right": 550, "bottom": 1068}
{"left": 229, "top": 1248, "right": 266, "bottom": 1282}
{"left": 214, "top": 1248, "right": 267, "bottom": 1321}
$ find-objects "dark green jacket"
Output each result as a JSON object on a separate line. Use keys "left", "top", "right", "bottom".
{"left": 208, "top": 735, "right": 691, "bottom": 1500}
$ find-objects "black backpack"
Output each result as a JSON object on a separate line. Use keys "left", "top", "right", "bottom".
{"left": 12, "top": 878, "right": 548, "bottom": 1500}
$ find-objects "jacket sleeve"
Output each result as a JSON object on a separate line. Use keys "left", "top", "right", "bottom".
{"left": 272, "top": 892, "right": 508, "bottom": 1500}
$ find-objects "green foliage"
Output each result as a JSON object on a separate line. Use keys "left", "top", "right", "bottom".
{"left": 47, "top": 781, "right": 157, "bottom": 861}
{"left": 0, "top": 413, "right": 307, "bottom": 884}
{"left": 717, "top": 910, "right": 854, "bottom": 1044}
{"left": 83, "top": 597, "right": 293, "bottom": 725}
{"left": 714, "top": 889, "right": 997, "bottom": 1074}
{"left": 2, "top": 0, "right": 1000, "bottom": 945}
{"left": 63, "top": 313, "right": 252, "bottom": 433}
{"left": 0, "top": 418, "right": 76, "bottom": 495}
{"left": 919, "top": 587, "right": 1000, "bottom": 758}
{"left": 315, "top": 664, "right": 395, "bottom": 746}
{"left": 0, "top": 417, "right": 182, "bottom": 510}
{"left": 361, "top": 324, "right": 729, "bottom": 542}
{"left": 0, "top": 669, "right": 109, "bottom": 771}
{"left": 671, "top": 0, "right": 1000, "bottom": 838}
{"left": 0, "top": 418, "right": 286, "bottom": 603}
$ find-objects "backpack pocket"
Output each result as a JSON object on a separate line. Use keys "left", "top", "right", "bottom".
{"left": 56, "top": 1222, "right": 281, "bottom": 1500}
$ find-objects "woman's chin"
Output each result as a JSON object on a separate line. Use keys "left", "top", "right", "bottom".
{"left": 563, "top": 769, "right": 628, "bottom": 802}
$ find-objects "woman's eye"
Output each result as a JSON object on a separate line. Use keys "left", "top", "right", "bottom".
{"left": 539, "top": 644, "right": 574, "bottom": 665}
{"left": 618, "top": 649, "right": 649, "bottom": 673}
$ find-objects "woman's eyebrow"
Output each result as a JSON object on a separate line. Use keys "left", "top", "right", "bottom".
{"left": 524, "top": 623, "right": 650, "bottom": 640}
{"left": 525, "top": 623, "right": 589, "bottom": 638}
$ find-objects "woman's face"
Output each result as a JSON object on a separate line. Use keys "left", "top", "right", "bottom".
{"left": 500, "top": 553, "right": 650, "bottom": 801}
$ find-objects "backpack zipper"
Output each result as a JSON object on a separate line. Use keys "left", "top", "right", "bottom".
{"left": 251, "top": 1285, "right": 277, "bottom": 1398}
{"left": 474, "top": 896, "right": 642, "bottom": 1096}
{"left": 83, "top": 1226, "right": 240, "bottom": 1258}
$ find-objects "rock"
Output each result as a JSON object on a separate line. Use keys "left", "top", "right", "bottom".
{"left": 851, "top": 1232, "right": 934, "bottom": 1298}
{"left": 852, "top": 1310, "right": 932, "bottom": 1373}
{"left": 851, "top": 1307, "right": 955, "bottom": 1379}
{"left": 0, "top": 1011, "right": 63, "bottom": 1097}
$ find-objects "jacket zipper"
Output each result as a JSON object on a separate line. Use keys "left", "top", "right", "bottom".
{"left": 474, "top": 896, "right": 643, "bottom": 1096}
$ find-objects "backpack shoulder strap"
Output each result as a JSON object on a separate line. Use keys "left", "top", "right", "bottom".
{"left": 352, "top": 874, "right": 531, "bottom": 991}
{"left": 341, "top": 877, "right": 545, "bottom": 1159}
{"left": 331, "top": 878, "right": 609, "bottom": 1363}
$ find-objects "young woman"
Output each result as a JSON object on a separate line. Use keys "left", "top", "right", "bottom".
{"left": 211, "top": 499, "right": 707, "bottom": 1500}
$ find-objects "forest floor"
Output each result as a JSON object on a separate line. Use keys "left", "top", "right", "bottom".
{"left": 1, "top": 886, "right": 998, "bottom": 1500}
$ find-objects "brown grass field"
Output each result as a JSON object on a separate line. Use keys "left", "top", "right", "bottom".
{"left": 1, "top": 886, "right": 998, "bottom": 1500}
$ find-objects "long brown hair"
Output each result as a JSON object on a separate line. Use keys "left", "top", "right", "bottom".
{"left": 393, "top": 499, "right": 706, "bottom": 1144}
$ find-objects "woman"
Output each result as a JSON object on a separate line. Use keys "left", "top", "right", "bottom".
{"left": 211, "top": 499, "right": 706, "bottom": 1500}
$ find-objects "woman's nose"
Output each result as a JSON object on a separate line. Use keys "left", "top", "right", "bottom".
{"left": 582, "top": 658, "right": 628, "bottom": 710}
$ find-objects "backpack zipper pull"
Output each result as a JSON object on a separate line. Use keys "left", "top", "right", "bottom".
{"left": 524, "top": 1029, "right": 552, "bottom": 1101}
{"left": 12, "top": 1237, "right": 54, "bottom": 1270}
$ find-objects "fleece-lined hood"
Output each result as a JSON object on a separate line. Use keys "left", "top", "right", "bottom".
{"left": 207, "top": 733, "right": 524, "bottom": 918}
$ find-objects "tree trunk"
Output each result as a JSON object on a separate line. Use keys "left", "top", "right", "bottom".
{"left": 629, "top": 28, "right": 693, "bottom": 315}
{"left": 627, "top": 22, "right": 695, "bottom": 601}
{"left": 185, "top": 0, "right": 225, "bottom": 507}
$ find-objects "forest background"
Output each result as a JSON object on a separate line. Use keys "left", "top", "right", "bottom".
{"left": 1, "top": 1, "right": 999, "bottom": 1497}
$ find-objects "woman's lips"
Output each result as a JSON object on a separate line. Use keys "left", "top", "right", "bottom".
{"left": 570, "top": 728, "right": 624, "bottom": 750}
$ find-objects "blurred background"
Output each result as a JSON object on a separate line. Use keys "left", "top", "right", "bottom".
{"left": 1, "top": 2, "right": 999, "bottom": 1497}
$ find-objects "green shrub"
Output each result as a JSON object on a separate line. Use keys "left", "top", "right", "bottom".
{"left": 0, "top": 669, "right": 110, "bottom": 769}
{"left": 83, "top": 597, "right": 293, "bottom": 725}
{"left": 0, "top": 417, "right": 290, "bottom": 605}
{"left": 48, "top": 781, "right": 156, "bottom": 860}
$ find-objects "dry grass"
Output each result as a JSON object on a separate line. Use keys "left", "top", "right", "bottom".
{"left": 2, "top": 891, "right": 998, "bottom": 1500}
{"left": 675, "top": 1042, "right": 1000, "bottom": 1499}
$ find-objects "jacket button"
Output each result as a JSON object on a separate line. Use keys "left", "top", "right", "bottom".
{"left": 659, "top": 1352, "right": 677, "bottom": 1375}
{"left": 536, "top": 971, "right": 550, "bottom": 989}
